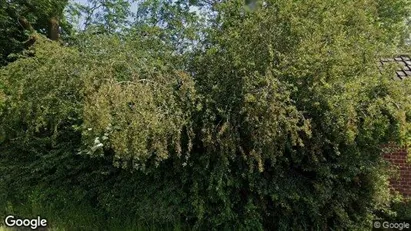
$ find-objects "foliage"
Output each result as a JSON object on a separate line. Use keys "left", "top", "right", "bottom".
{"left": 133, "top": 0, "right": 204, "bottom": 52}
{"left": 0, "top": 0, "right": 411, "bottom": 230}
{"left": 184, "top": 0, "right": 411, "bottom": 228}
{"left": 391, "top": 198, "right": 411, "bottom": 219}
{"left": 0, "top": 33, "right": 196, "bottom": 229}
{"left": 0, "top": 0, "right": 28, "bottom": 66}
{"left": 0, "top": 37, "right": 84, "bottom": 217}
{"left": 77, "top": 35, "right": 198, "bottom": 170}
{"left": 0, "top": 0, "right": 71, "bottom": 65}
{"left": 69, "top": 0, "right": 134, "bottom": 34}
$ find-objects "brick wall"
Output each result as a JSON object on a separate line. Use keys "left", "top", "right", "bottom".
{"left": 383, "top": 148, "right": 411, "bottom": 197}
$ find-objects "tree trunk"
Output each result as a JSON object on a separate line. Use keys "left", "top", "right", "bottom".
{"left": 48, "top": 16, "right": 60, "bottom": 41}
{"left": 18, "top": 16, "right": 36, "bottom": 47}
{"left": 18, "top": 16, "right": 34, "bottom": 31}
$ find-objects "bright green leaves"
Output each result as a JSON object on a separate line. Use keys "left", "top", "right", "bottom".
{"left": 0, "top": 36, "right": 83, "bottom": 144}
{"left": 376, "top": 0, "right": 411, "bottom": 45}
{"left": 81, "top": 69, "right": 196, "bottom": 170}
{"left": 240, "top": 70, "right": 310, "bottom": 171}
{"left": 75, "top": 36, "right": 197, "bottom": 170}
{"left": 1, "top": 0, "right": 411, "bottom": 229}
{"left": 188, "top": 0, "right": 411, "bottom": 228}
{"left": 0, "top": 34, "right": 197, "bottom": 172}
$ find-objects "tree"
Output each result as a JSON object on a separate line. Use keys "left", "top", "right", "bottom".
{"left": 0, "top": 34, "right": 197, "bottom": 227}
{"left": 0, "top": 0, "right": 71, "bottom": 65}
{"left": 73, "top": 0, "right": 134, "bottom": 34}
{"left": 186, "top": 0, "right": 411, "bottom": 228}
{"left": 0, "top": 0, "right": 411, "bottom": 230}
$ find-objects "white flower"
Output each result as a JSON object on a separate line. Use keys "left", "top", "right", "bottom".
{"left": 91, "top": 143, "right": 104, "bottom": 152}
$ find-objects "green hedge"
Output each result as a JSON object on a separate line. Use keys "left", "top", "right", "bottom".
{"left": 1, "top": 0, "right": 411, "bottom": 229}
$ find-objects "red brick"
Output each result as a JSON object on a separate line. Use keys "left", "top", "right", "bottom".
{"left": 382, "top": 145, "right": 411, "bottom": 197}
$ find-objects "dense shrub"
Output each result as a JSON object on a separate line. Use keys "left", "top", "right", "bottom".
{"left": 1, "top": 0, "right": 411, "bottom": 230}
{"left": 0, "top": 35, "right": 195, "bottom": 228}
{"left": 392, "top": 199, "right": 411, "bottom": 220}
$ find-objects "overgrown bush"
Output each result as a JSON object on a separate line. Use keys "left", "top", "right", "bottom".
{"left": 0, "top": 35, "right": 196, "bottom": 229}
{"left": 392, "top": 198, "right": 411, "bottom": 220}
{"left": 1, "top": 0, "right": 411, "bottom": 230}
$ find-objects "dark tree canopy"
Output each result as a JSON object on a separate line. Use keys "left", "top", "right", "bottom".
{"left": 0, "top": 0, "right": 71, "bottom": 65}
